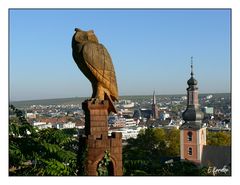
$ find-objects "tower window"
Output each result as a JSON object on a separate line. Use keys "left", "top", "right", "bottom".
{"left": 188, "top": 147, "right": 193, "bottom": 156}
{"left": 187, "top": 131, "right": 192, "bottom": 141}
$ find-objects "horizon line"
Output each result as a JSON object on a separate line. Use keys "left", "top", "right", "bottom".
{"left": 10, "top": 92, "right": 231, "bottom": 103}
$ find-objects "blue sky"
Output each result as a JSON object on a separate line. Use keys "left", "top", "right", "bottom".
{"left": 9, "top": 9, "right": 231, "bottom": 101}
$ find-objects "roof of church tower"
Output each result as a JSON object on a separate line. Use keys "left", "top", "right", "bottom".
{"left": 187, "top": 57, "right": 198, "bottom": 86}
{"left": 181, "top": 57, "right": 204, "bottom": 130}
{"left": 187, "top": 76, "right": 198, "bottom": 86}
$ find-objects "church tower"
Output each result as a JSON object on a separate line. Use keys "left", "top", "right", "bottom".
{"left": 152, "top": 90, "right": 158, "bottom": 119}
{"left": 180, "top": 57, "right": 206, "bottom": 164}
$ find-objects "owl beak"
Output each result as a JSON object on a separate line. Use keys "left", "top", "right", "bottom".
{"left": 75, "top": 28, "right": 81, "bottom": 32}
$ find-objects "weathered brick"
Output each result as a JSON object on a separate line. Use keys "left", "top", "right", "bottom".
{"left": 82, "top": 99, "right": 122, "bottom": 176}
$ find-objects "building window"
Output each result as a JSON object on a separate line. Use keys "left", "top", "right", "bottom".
{"left": 187, "top": 131, "right": 192, "bottom": 141}
{"left": 188, "top": 147, "right": 193, "bottom": 156}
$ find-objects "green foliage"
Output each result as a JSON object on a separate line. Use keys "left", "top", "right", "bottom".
{"left": 145, "top": 160, "right": 201, "bottom": 176}
{"left": 207, "top": 131, "right": 231, "bottom": 146}
{"left": 123, "top": 128, "right": 180, "bottom": 161}
{"left": 9, "top": 105, "right": 78, "bottom": 176}
{"left": 123, "top": 159, "right": 149, "bottom": 176}
{"left": 123, "top": 128, "right": 219, "bottom": 176}
{"left": 123, "top": 128, "right": 182, "bottom": 175}
{"left": 97, "top": 150, "right": 111, "bottom": 176}
{"left": 77, "top": 136, "right": 88, "bottom": 175}
{"left": 164, "top": 128, "right": 180, "bottom": 156}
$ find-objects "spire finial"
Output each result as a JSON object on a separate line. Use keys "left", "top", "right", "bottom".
{"left": 191, "top": 56, "right": 194, "bottom": 77}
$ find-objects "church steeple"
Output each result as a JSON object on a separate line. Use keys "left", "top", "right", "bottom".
{"left": 187, "top": 57, "right": 198, "bottom": 88}
{"left": 153, "top": 90, "right": 156, "bottom": 105}
{"left": 191, "top": 56, "right": 194, "bottom": 77}
{"left": 152, "top": 90, "right": 158, "bottom": 119}
{"left": 181, "top": 57, "right": 204, "bottom": 129}
{"left": 180, "top": 57, "right": 206, "bottom": 164}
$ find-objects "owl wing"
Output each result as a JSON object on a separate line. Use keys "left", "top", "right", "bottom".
{"left": 82, "top": 42, "right": 118, "bottom": 100}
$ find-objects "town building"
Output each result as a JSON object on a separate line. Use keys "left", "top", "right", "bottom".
{"left": 202, "top": 106, "right": 214, "bottom": 115}
{"left": 159, "top": 111, "right": 170, "bottom": 121}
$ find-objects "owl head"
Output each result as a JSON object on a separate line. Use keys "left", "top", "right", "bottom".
{"left": 74, "top": 28, "right": 99, "bottom": 44}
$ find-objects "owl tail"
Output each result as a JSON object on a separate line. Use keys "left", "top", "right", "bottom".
{"left": 104, "top": 93, "right": 117, "bottom": 113}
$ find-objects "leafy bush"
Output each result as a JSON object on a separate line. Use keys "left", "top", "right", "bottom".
{"left": 9, "top": 105, "right": 78, "bottom": 176}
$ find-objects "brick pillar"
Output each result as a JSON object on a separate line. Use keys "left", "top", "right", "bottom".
{"left": 82, "top": 99, "right": 109, "bottom": 138}
{"left": 80, "top": 99, "right": 122, "bottom": 176}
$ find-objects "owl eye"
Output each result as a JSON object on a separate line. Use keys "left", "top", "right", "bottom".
{"left": 76, "top": 33, "right": 87, "bottom": 41}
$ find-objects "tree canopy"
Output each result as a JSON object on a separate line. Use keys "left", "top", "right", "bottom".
{"left": 123, "top": 128, "right": 184, "bottom": 175}
{"left": 9, "top": 105, "right": 79, "bottom": 176}
{"left": 207, "top": 131, "right": 231, "bottom": 146}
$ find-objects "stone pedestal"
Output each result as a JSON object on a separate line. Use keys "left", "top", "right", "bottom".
{"left": 80, "top": 99, "right": 122, "bottom": 176}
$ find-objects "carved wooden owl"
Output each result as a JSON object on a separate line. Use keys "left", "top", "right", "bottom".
{"left": 72, "top": 28, "right": 118, "bottom": 113}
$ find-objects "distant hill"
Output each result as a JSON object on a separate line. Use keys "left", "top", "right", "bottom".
{"left": 10, "top": 97, "right": 87, "bottom": 108}
{"left": 10, "top": 93, "right": 230, "bottom": 109}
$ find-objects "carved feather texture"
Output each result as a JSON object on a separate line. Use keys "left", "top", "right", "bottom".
{"left": 72, "top": 28, "right": 118, "bottom": 112}
{"left": 82, "top": 42, "right": 118, "bottom": 99}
